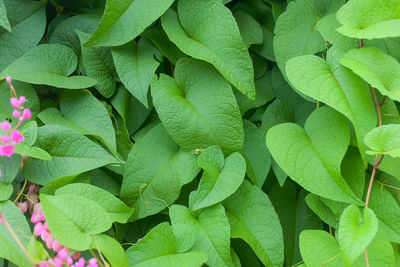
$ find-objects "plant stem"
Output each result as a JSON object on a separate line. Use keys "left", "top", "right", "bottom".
{"left": 364, "top": 250, "right": 370, "bottom": 267}
{"left": 13, "top": 179, "right": 27, "bottom": 204}
{"left": 0, "top": 213, "right": 35, "bottom": 266}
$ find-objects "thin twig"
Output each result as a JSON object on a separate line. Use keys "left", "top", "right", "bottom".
{"left": 13, "top": 179, "right": 27, "bottom": 204}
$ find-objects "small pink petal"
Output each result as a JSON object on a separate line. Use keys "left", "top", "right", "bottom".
{"left": 31, "top": 211, "right": 42, "bottom": 223}
{"left": 5, "top": 76, "right": 11, "bottom": 83}
{"left": 67, "top": 257, "right": 73, "bottom": 265}
{"left": 58, "top": 247, "right": 69, "bottom": 260}
{"left": 0, "top": 121, "right": 11, "bottom": 131}
{"left": 2, "top": 135, "right": 10, "bottom": 144}
{"left": 12, "top": 109, "right": 21, "bottom": 117}
{"left": 54, "top": 257, "right": 63, "bottom": 267}
{"left": 45, "top": 234, "right": 54, "bottom": 249}
{"left": 22, "top": 109, "right": 31, "bottom": 120}
{"left": 11, "top": 130, "right": 24, "bottom": 144}
{"left": 52, "top": 239, "right": 64, "bottom": 252}
{"left": 0, "top": 144, "right": 15, "bottom": 157}
{"left": 34, "top": 222, "right": 43, "bottom": 236}
{"left": 9, "top": 98, "right": 19, "bottom": 108}
{"left": 18, "top": 96, "right": 26, "bottom": 104}
{"left": 18, "top": 201, "right": 28, "bottom": 213}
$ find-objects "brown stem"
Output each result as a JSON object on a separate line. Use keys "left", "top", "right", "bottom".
{"left": 364, "top": 250, "right": 370, "bottom": 267}
{"left": 0, "top": 213, "right": 35, "bottom": 266}
{"left": 379, "top": 96, "right": 387, "bottom": 107}
{"left": 365, "top": 155, "right": 384, "bottom": 208}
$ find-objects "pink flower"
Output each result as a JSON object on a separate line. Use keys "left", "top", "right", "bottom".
{"left": 67, "top": 257, "right": 73, "bottom": 265}
{"left": 2, "top": 135, "right": 10, "bottom": 144}
{"left": 58, "top": 247, "right": 69, "bottom": 260}
{"left": 39, "top": 260, "right": 48, "bottom": 267}
{"left": 22, "top": 109, "right": 31, "bottom": 120}
{"left": 31, "top": 211, "right": 43, "bottom": 223}
{"left": 34, "top": 222, "right": 43, "bottom": 236}
{"left": 18, "top": 201, "right": 28, "bottom": 213}
{"left": 5, "top": 76, "right": 11, "bottom": 83}
{"left": 0, "top": 145, "right": 15, "bottom": 157}
{"left": 0, "top": 217, "right": 3, "bottom": 223}
{"left": 19, "top": 96, "right": 26, "bottom": 104}
{"left": 40, "top": 230, "right": 49, "bottom": 241}
{"left": 46, "top": 234, "right": 54, "bottom": 249}
{"left": 11, "top": 130, "right": 24, "bottom": 144}
{"left": 88, "top": 258, "right": 98, "bottom": 267}
{"left": 0, "top": 121, "right": 11, "bottom": 131}
{"left": 54, "top": 257, "right": 63, "bottom": 267}
{"left": 71, "top": 252, "right": 81, "bottom": 260}
{"left": 9, "top": 98, "right": 19, "bottom": 108}
{"left": 52, "top": 239, "right": 64, "bottom": 252}
{"left": 12, "top": 109, "right": 21, "bottom": 117}
{"left": 75, "top": 258, "right": 86, "bottom": 267}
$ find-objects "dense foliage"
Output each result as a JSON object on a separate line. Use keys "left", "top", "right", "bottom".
{"left": 0, "top": 0, "right": 400, "bottom": 266}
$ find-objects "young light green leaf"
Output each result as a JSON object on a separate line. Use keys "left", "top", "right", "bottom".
{"left": 337, "top": 0, "right": 400, "bottom": 39}
{"left": 91, "top": 234, "right": 129, "bottom": 267}
{"left": 242, "top": 120, "right": 271, "bottom": 187}
{"left": 41, "top": 194, "right": 112, "bottom": 251}
{"left": 0, "top": 44, "right": 97, "bottom": 89}
{"left": 121, "top": 124, "right": 199, "bottom": 220}
{"left": 111, "top": 38, "right": 159, "bottom": 107}
{"left": 161, "top": 1, "right": 256, "bottom": 100}
{"left": 191, "top": 146, "right": 246, "bottom": 210}
{"left": 56, "top": 183, "right": 133, "bottom": 223}
{"left": 170, "top": 204, "right": 232, "bottom": 267}
{"left": 300, "top": 230, "right": 343, "bottom": 267}
{"left": 127, "top": 222, "right": 207, "bottom": 267}
{"left": 23, "top": 125, "right": 118, "bottom": 185}
{"left": 76, "top": 30, "right": 116, "bottom": 98}
{"left": 223, "top": 180, "right": 284, "bottom": 267}
{"left": 0, "top": 0, "right": 11, "bottom": 31}
{"left": 60, "top": 90, "right": 118, "bottom": 157}
{"left": 84, "top": 0, "right": 175, "bottom": 47}
{"left": 273, "top": 0, "right": 325, "bottom": 78}
{"left": 338, "top": 205, "right": 378, "bottom": 267}
{"left": 0, "top": 0, "right": 45, "bottom": 71}
{"left": 286, "top": 46, "right": 377, "bottom": 164}
{"left": 0, "top": 201, "right": 32, "bottom": 267}
{"left": 267, "top": 107, "right": 362, "bottom": 205}
{"left": 234, "top": 11, "right": 263, "bottom": 48}
{"left": 14, "top": 142, "right": 51, "bottom": 161}
{"left": 27, "top": 237, "right": 47, "bottom": 264}
{"left": 340, "top": 47, "right": 400, "bottom": 102}
{"left": 364, "top": 125, "right": 400, "bottom": 158}
{"left": 151, "top": 58, "right": 244, "bottom": 154}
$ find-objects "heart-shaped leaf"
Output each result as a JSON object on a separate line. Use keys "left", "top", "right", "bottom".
{"left": 364, "top": 125, "right": 400, "bottom": 158}
{"left": 338, "top": 205, "right": 378, "bottom": 267}
{"left": 190, "top": 146, "right": 246, "bottom": 210}
{"left": 161, "top": 0, "right": 255, "bottom": 100}
{"left": 266, "top": 107, "right": 362, "bottom": 205}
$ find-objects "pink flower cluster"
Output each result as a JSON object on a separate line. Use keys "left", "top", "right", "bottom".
{"left": 0, "top": 76, "right": 31, "bottom": 176}
{"left": 16, "top": 184, "right": 99, "bottom": 267}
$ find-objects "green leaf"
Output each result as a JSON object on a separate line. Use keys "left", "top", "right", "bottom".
{"left": 151, "top": 58, "right": 244, "bottom": 154}
{"left": 267, "top": 107, "right": 362, "bottom": 205}
{"left": 170, "top": 204, "right": 232, "bottom": 267}
{"left": 341, "top": 147, "right": 365, "bottom": 198}
{"left": 338, "top": 205, "right": 378, "bottom": 267}
{"left": 37, "top": 108, "right": 90, "bottom": 135}
{"left": 0, "top": 183, "right": 12, "bottom": 201}
{"left": 41, "top": 194, "right": 112, "bottom": 251}
{"left": 336, "top": 0, "right": 400, "bottom": 39}
{"left": 0, "top": 0, "right": 46, "bottom": 71}
{"left": 286, "top": 46, "right": 377, "bottom": 164}
{"left": 273, "top": 0, "right": 325, "bottom": 78}
{"left": 49, "top": 15, "right": 100, "bottom": 55}
{"left": 0, "top": 0, "right": 11, "bottom": 31}
{"left": 300, "top": 230, "right": 343, "bottom": 267}
{"left": 56, "top": 183, "right": 133, "bottom": 223}
{"left": 191, "top": 146, "right": 246, "bottom": 210}
{"left": 223, "top": 180, "right": 284, "bottom": 267}
{"left": 0, "top": 154, "right": 21, "bottom": 184}
{"left": 364, "top": 125, "right": 400, "bottom": 158}
{"left": 0, "top": 44, "right": 97, "bottom": 89}
{"left": 234, "top": 11, "right": 263, "bottom": 48}
{"left": 140, "top": 25, "right": 186, "bottom": 65}
{"left": 121, "top": 124, "right": 199, "bottom": 220}
{"left": 0, "top": 201, "right": 31, "bottom": 267}
{"left": 111, "top": 84, "right": 152, "bottom": 136}
{"left": 161, "top": 2, "right": 256, "bottom": 100}
{"left": 242, "top": 120, "right": 271, "bottom": 187}
{"left": 23, "top": 125, "right": 118, "bottom": 185}
{"left": 111, "top": 38, "right": 159, "bottom": 107}
{"left": 91, "top": 234, "right": 129, "bottom": 267}
{"left": 305, "top": 194, "right": 340, "bottom": 228}
{"left": 270, "top": 187, "right": 323, "bottom": 267}
{"left": 340, "top": 47, "right": 400, "bottom": 102}
{"left": 60, "top": 90, "right": 118, "bottom": 157}
{"left": 85, "top": 0, "right": 175, "bottom": 47}
{"left": 76, "top": 30, "right": 116, "bottom": 98}
{"left": 127, "top": 222, "right": 207, "bottom": 267}
{"left": 27, "top": 237, "right": 47, "bottom": 264}
{"left": 14, "top": 142, "right": 51, "bottom": 161}
{"left": 368, "top": 184, "right": 400, "bottom": 243}
{"left": 252, "top": 25, "right": 275, "bottom": 61}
